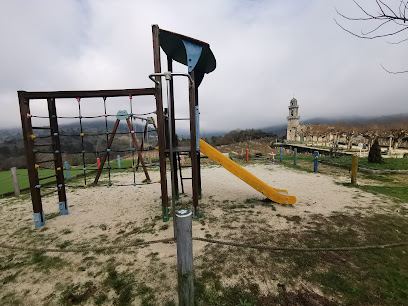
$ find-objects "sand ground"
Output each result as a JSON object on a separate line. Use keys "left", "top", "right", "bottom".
{"left": 0, "top": 163, "right": 399, "bottom": 305}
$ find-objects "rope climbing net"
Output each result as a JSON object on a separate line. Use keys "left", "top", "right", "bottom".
{"left": 28, "top": 95, "right": 159, "bottom": 189}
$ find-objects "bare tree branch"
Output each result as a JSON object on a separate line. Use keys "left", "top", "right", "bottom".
{"left": 386, "top": 36, "right": 408, "bottom": 44}
{"left": 336, "top": 1, "right": 408, "bottom": 73}
{"left": 381, "top": 64, "right": 408, "bottom": 74}
{"left": 361, "top": 19, "right": 393, "bottom": 35}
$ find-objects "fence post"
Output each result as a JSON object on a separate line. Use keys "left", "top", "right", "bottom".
{"left": 351, "top": 155, "right": 358, "bottom": 185}
{"left": 246, "top": 149, "right": 249, "bottom": 163}
{"left": 117, "top": 155, "right": 121, "bottom": 169}
{"left": 10, "top": 167, "right": 20, "bottom": 196}
{"left": 314, "top": 151, "right": 319, "bottom": 172}
{"left": 64, "top": 161, "right": 70, "bottom": 181}
{"left": 294, "top": 148, "right": 297, "bottom": 165}
{"left": 176, "top": 209, "right": 194, "bottom": 306}
{"left": 280, "top": 147, "right": 283, "bottom": 162}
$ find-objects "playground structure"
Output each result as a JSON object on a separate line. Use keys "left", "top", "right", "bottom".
{"left": 18, "top": 25, "right": 296, "bottom": 229}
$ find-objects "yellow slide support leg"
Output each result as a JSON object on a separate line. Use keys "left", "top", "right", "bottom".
{"left": 200, "top": 139, "right": 296, "bottom": 204}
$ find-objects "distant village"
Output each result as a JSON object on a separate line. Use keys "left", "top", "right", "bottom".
{"left": 286, "top": 98, "right": 408, "bottom": 156}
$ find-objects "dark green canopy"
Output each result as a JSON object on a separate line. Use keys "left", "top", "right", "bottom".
{"left": 159, "top": 28, "right": 216, "bottom": 87}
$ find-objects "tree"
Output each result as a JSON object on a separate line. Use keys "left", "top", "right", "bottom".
{"left": 334, "top": 124, "right": 359, "bottom": 150}
{"left": 368, "top": 138, "right": 383, "bottom": 163}
{"left": 384, "top": 121, "right": 408, "bottom": 149}
{"left": 336, "top": 0, "right": 408, "bottom": 73}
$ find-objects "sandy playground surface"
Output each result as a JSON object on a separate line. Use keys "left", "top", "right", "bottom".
{"left": 0, "top": 163, "right": 399, "bottom": 305}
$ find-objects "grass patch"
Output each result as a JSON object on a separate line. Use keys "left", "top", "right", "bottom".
{"left": 31, "top": 252, "right": 66, "bottom": 271}
{"left": 358, "top": 185, "right": 408, "bottom": 203}
{"left": 320, "top": 155, "right": 408, "bottom": 170}
{"left": 196, "top": 212, "right": 408, "bottom": 305}
{"left": 104, "top": 264, "right": 135, "bottom": 306}
{"left": 59, "top": 281, "right": 97, "bottom": 305}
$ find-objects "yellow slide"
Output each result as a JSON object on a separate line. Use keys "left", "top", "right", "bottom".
{"left": 200, "top": 139, "right": 296, "bottom": 204}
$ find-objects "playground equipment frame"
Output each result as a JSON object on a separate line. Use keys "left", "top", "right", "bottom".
{"left": 19, "top": 24, "right": 214, "bottom": 228}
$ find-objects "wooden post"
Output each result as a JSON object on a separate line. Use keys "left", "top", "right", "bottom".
{"left": 351, "top": 155, "right": 358, "bottom": 185}
{"left": 294, "top": 148, "right": 297, "bottom": 165}
{"left": 94, "top": 119, "right": 120, "bottom": 184}
{"left": 246, "top": 149, "right": 249, "bottom": 163}
{"left": 11, "top": 167, "right": 20, "bottom": 196}
{"left": 280, "top": 147, "right": 283, "bottom": 162}
{"left": 314, "top": 151, "right": 319, "bottom": 172}
{"left": 152, "top": 24, "right": 169, "bottom": 221}
{"left": 48, "top": 98, "right": 68, "bottom": 215}
{"left": 64, "top": 161, "right": 70, "bottom": 181}
{"left": 117, "top": 155, "right": 121, "bottom": 169}
{"left": 176, "top": 209, "right": 194, "bottom": 306}
{"left": 126, "top": 118, "right": 150, "bottom": 181}
{"left": 18, "top": 91, "right": 45, "bottom": 228}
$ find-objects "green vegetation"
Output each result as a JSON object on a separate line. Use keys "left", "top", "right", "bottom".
{"left": 31, "top": 252, "right": 66, "bottom": 271}
{"left": 320, "top": 155, "right": 408, "bottom": 170}
{"left": 202, "top": 129, "right": 276, "bottom": 147}
{"left": 368, "top": 138, "right": 382, "bottom": 163}
{"left": 194, "top": 213, "right": 408, "bottom": 305}
{"left": 0, "top": 157, "right": 159, "bottom": 196}
{"left": 59, "top": 281, "right": 97, "bottom": 305}
{"left": 358, "top": 185, "right": 408, "bottom": 203}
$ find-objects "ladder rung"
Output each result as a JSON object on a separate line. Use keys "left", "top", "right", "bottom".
{"left": 37, "top": 159, "right": 57, "bottom": 164}
{"left": 165, "top": 146, "right": 191, "bottom": 153}
{"left": 38, "top": 174, "right": 57, "bottom": 181}
{"left": 34, "top": 143, "right": 54, "bottom": 147}
{"left": 32, "top": 126, "right": 51, "bottom": 130}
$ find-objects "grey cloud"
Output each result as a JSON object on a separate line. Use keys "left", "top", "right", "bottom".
{"left": 1, "top": 0, "right": 406, "bottom": 132}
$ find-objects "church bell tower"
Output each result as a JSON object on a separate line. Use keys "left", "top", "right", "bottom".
{"left": 286, "top": 98, "right": 300, "bottom": 141}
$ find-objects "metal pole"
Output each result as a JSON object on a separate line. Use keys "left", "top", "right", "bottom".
{"left": 246, "top": 149, "right": 249, "bottom": 163}
{"left": 294, "top": 148, "right": 297, "bottom": 165}
{"left": 176, "top": 209, "right": 194, "bottom": 306}
{"left": 280, "top": 147, "right": 283, "bottom": 162}
{"left": 166, "top": 75, "right": 178, "bottom": 238}
{"left": 117, "top": 155, "right": 121, "bottom": 169}
{"left": 314, "top": 151, "right": 319, "bottom": 172}
{"left": 11, "top": 167, "right": 20, "bottom": 196}
{"left": 64, "top": 161, "right": 70, "bottom": 181}
{"left": 351, "top": 155, "right": 358, "bottom": 185}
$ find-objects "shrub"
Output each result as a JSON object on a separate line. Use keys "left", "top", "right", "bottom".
{"left": 368, "top": 138, "right": 382, "bottom": 163}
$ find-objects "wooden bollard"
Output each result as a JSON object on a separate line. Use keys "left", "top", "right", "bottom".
{"left": 351, "top": 155, "right": 358, "bottom": 185}
{"left": 10, "top": 167, "right": 20, "bottom": 196}
{"left": 176, "top": 209, "right": 194, "bottom": 306}
{"left": 314, "top": 151, "right": 319, "bottom": 172}
{"left": 294, "top": 148, "right": 297, "bottom": 165}
{"left": 246, "top": 149, "right": 249, "bottom": 163}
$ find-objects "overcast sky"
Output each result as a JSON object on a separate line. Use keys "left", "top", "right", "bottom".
{"left": 1, "top": 0, "right": 407, "bottom": 134}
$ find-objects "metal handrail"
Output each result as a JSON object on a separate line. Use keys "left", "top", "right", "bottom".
{"left": 149, "top": 72, "right": 194, "bottom": 86}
